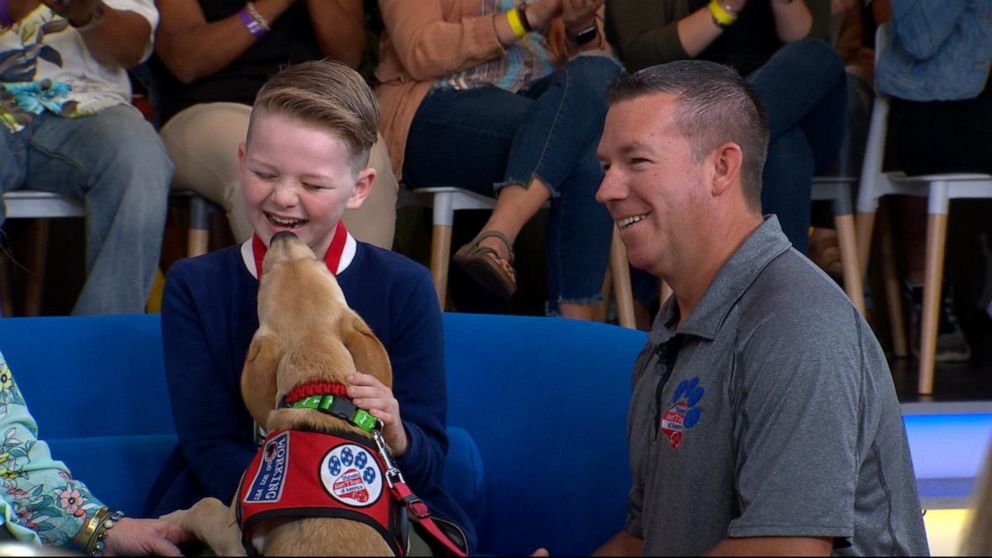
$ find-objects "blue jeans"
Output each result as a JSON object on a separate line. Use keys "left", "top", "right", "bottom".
{"left": 630, "top": 38, "right": 847, "bottom": 307}
{"left": 748, "top": 37, "right": 847, "bottom": 253}
{"left": 404, "top": 55, "right": 622, "bottom": 314}
{"left": 1, "top": 105, "right": 172, "bottom": 315}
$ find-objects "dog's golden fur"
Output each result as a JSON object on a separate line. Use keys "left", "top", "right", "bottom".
{"left": 162, "top": 232, "right": 395, "bottom": 556}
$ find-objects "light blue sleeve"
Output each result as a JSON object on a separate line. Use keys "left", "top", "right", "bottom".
{"left": 0, "top": 352, "right": 106, "bottom": 549}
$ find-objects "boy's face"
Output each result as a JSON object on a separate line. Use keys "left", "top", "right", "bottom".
{"left": 239, "top": 109, "right": 374, "bottom": 258}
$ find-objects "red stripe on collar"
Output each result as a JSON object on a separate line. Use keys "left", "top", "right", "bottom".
{"left": 252, "top": 222, "right": 348, "bottom": 280}
{"left": 282, "top": 381, "right": 349, "bottom": 406}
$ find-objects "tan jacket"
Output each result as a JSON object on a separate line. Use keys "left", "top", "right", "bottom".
{"left": 374, "top": 0, "right": 610, "bottom": 179}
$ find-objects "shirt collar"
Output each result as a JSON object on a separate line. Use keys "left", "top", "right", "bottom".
{"left": 241, "top": 232, "right": 357, "bottom": 280}
{"left": 652, "top": 215, "right": 793, "bottom": 342}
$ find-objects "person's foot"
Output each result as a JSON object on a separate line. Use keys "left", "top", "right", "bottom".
{"left": 906, "top": 282, "right": 972, "bottom": 363}
{"left": 453, "top": 230, "right": 517, "bottom": 300}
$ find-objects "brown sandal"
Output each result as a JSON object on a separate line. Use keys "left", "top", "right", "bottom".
{"left": 453, "top": 230, "right": 517, "bottom": 300}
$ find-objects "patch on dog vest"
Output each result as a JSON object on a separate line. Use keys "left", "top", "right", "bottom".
{"left": 321, "top": 443, "right": 384, "bottom": 506}
{"left": 244, "top": 431, "right": 290, "bottom": 503}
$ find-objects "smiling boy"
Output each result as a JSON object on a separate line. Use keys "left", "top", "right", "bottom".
{"left": 145, "top": 60, "right": 474, "bottom": 552}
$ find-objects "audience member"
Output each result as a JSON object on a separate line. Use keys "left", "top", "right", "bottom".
{"left": 375, "top": 0, "right": 622, "bottom": 319}
{"left": 876, "top": 0, "right": 991, "bottom": 363}
{"left": 152, "top": 0, "right": 399, "bottom": 249}
{"left": 593, "top": 60, "right": 928, "bottom": 555}
{"left": 0, "top": 350, "right": 188, "bottom": 555}
{"left": 1, "top": 0, "right": 171, "bottom": 315}
{"left": 144, "top": 60, "right": 475, "bottom": 551}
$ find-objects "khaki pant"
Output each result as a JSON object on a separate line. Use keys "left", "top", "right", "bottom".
{"left": 160, "top": 102, "right": 398, "bottom": 249}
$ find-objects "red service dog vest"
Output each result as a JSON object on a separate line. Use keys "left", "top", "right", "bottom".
{"left": 237, "top": 429, "right": 404, "bottom": 555}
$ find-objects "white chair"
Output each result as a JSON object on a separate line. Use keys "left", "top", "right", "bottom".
{"left": 1, "top": 190, "right": 85, "bottom": 316}
{"left": 854, "top": 23, "right": 992, "bottom": 395}
{"left": 812, "top": 176, "right": 866, "bottom": 316}
{"left": 397, "top": 186, "right": 636, "bottom": 329}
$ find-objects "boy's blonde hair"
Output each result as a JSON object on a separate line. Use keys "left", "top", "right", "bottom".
{"left": 248, "top": 59, "right": 380, "bottom": 172}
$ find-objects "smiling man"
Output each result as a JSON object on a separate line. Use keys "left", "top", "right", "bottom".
{"left": 593, "top": 60, "right": 929, "bottom": 556}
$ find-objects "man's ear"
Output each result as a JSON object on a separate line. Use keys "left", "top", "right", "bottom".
{"left": 710, "top": 142, "right": 743, "bottom": 198}
{"left": 346, "top": 167, "right": 376, "bottom": 210}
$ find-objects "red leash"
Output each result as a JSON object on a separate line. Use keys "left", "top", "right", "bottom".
{"left": 373, "top": 431, "right": 468, "bottom": 557}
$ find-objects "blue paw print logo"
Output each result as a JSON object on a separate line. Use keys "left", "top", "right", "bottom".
{"left": 320, "top": 443, "right": 384, "bottom": 507}
{"left": 659, "top": 376, "right": 704, "bottom": 449}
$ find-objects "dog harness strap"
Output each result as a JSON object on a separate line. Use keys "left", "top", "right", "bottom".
{"left": 373, "top": 431, "right": 468, "bottom": 557}
{"left": 238, "top": 429, "right": 404, "bottom": 555}
{"left": 251, "top": 221, "right": 349, "bottom": 280}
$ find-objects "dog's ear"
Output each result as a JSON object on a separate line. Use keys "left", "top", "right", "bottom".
{"left": 341, "top": 313, "right": 393, "bottom": 389}
{"left": 241, "top": 328, "right": 281, "bottom": 426}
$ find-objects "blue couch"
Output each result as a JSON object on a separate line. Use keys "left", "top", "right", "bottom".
{"left": 0, "top": 313, "right": 647, "bottom": 556}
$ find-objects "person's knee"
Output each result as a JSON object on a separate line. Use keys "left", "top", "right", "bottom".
{"left": 561, "top": 55, "right": 624, "bottom": 101}
{"left": 784, "top": 37, "right": 845, "bottom": 77}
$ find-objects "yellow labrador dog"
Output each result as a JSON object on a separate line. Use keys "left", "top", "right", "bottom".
{"left": 162, "top": 231, "right": 399, "bottom": 556}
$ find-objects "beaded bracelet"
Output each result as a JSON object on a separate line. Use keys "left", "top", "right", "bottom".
{"left": 80, "top": 508, "right": 124, "bottom": 557}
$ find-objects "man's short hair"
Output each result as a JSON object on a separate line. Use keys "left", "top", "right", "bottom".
{"left": 249, "top": 59, "right": 380, "bottom": 173}
{"left": 606, "top": 60, "right": 768, "bottom": 211}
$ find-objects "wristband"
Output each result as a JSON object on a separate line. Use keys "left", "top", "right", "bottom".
{"left": 506, "top": 7, "right": 527, "bottom": 39}
{"left": 516, "top": 6, "right": 533, "bottom": 33}
{"left": 708, "top": 0, "right": 737, "bottom": 28}
{"left": 239, "top": 1, "right": 270, "bottom": 39}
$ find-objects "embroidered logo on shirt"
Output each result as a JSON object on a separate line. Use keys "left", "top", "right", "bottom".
{"left": 660, "top": 377, "right": 704, "bottom": 449}
{"left": 244, "top": 431, "right": 290, "bottom": 503}
{"left": 320, "top": 443, "right": 384, "bottom": 507}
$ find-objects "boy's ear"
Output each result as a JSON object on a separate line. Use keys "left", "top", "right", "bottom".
{"left": 346, "top": 167, "right": 376, "bottom": 210}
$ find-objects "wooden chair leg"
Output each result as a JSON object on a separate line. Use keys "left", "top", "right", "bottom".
{"left": 855, "top": 211, "right": 876, "bottom": 282}
{"left": 834, "top": 213, "right": 866, "bottom": 316}
{"left": 24, "top": 219, "right": 49, "bottom": 316}
{"left": 430, "top": 224, "right": 452, "bottom": 310}
{"left": 660, "top": 281, "right": 673, "bottom": 306}
{"left": 609, "top": 227, "right": 635, "bottom": 329}
{"left": 187, "top": 195, "right": 211, "bottom": 258}
{"left": 879, "top": 205, "right": 908, "bottom": 358}
{"left": 918, "top": 212, "right": 948, "bottom": 396}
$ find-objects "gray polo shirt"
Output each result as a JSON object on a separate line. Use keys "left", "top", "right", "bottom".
{"left": 626, "top": 217, "right": 929, "bottom": 556}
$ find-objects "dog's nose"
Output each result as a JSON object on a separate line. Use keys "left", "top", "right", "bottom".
{"left": 271, "top": 231, "right": 299, "bottom": 244}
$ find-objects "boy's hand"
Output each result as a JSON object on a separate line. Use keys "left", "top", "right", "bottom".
{"left": 347, "top": 372, "right": 409, "bottom": 456}
{"left": 40, "top": 0, "right": 100, "bottom": 27}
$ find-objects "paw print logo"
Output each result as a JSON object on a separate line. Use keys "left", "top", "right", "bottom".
{"left": 659, "top": 376, "right": 704, "bottom": 449}
{"left": 328, "top": 455, "right": 342, "bottom": 476}
{"left": 320, "top": 443, "right": 384, "bottom": 507}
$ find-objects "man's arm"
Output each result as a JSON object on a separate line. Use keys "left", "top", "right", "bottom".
{"left": 41, "top": 0, "right": 151, "bottom": 68}
{"left": 594, "top": 530, "right": 644, "bottom": 556}
{"left": 707, "top": 536, "right": 833, "bottom": 556}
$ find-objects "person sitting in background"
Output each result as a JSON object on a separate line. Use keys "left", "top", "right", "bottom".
{"left": 152, "top": 0, "right": 399, "bottom": 249}
{"left": 875, "top": 0, "right": 991, "bottom": 363}
{"left": 375, "top": 0, "right": 622, "bottom": 319}
{"left": 1, "top": 0, "right": 171, "bottom": 315}
{"left": 606, "top": 0, "right": 847, "bottom": 326}
{"left": 144, "top": 60, "right": 475, "bottom": 551}
{"left": 0, "top": 351, "right": 188, "bottom": 555}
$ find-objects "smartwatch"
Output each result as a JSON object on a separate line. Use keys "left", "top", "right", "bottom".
{"left": 569, "top": 24, "right": 598, "bottom": 46}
